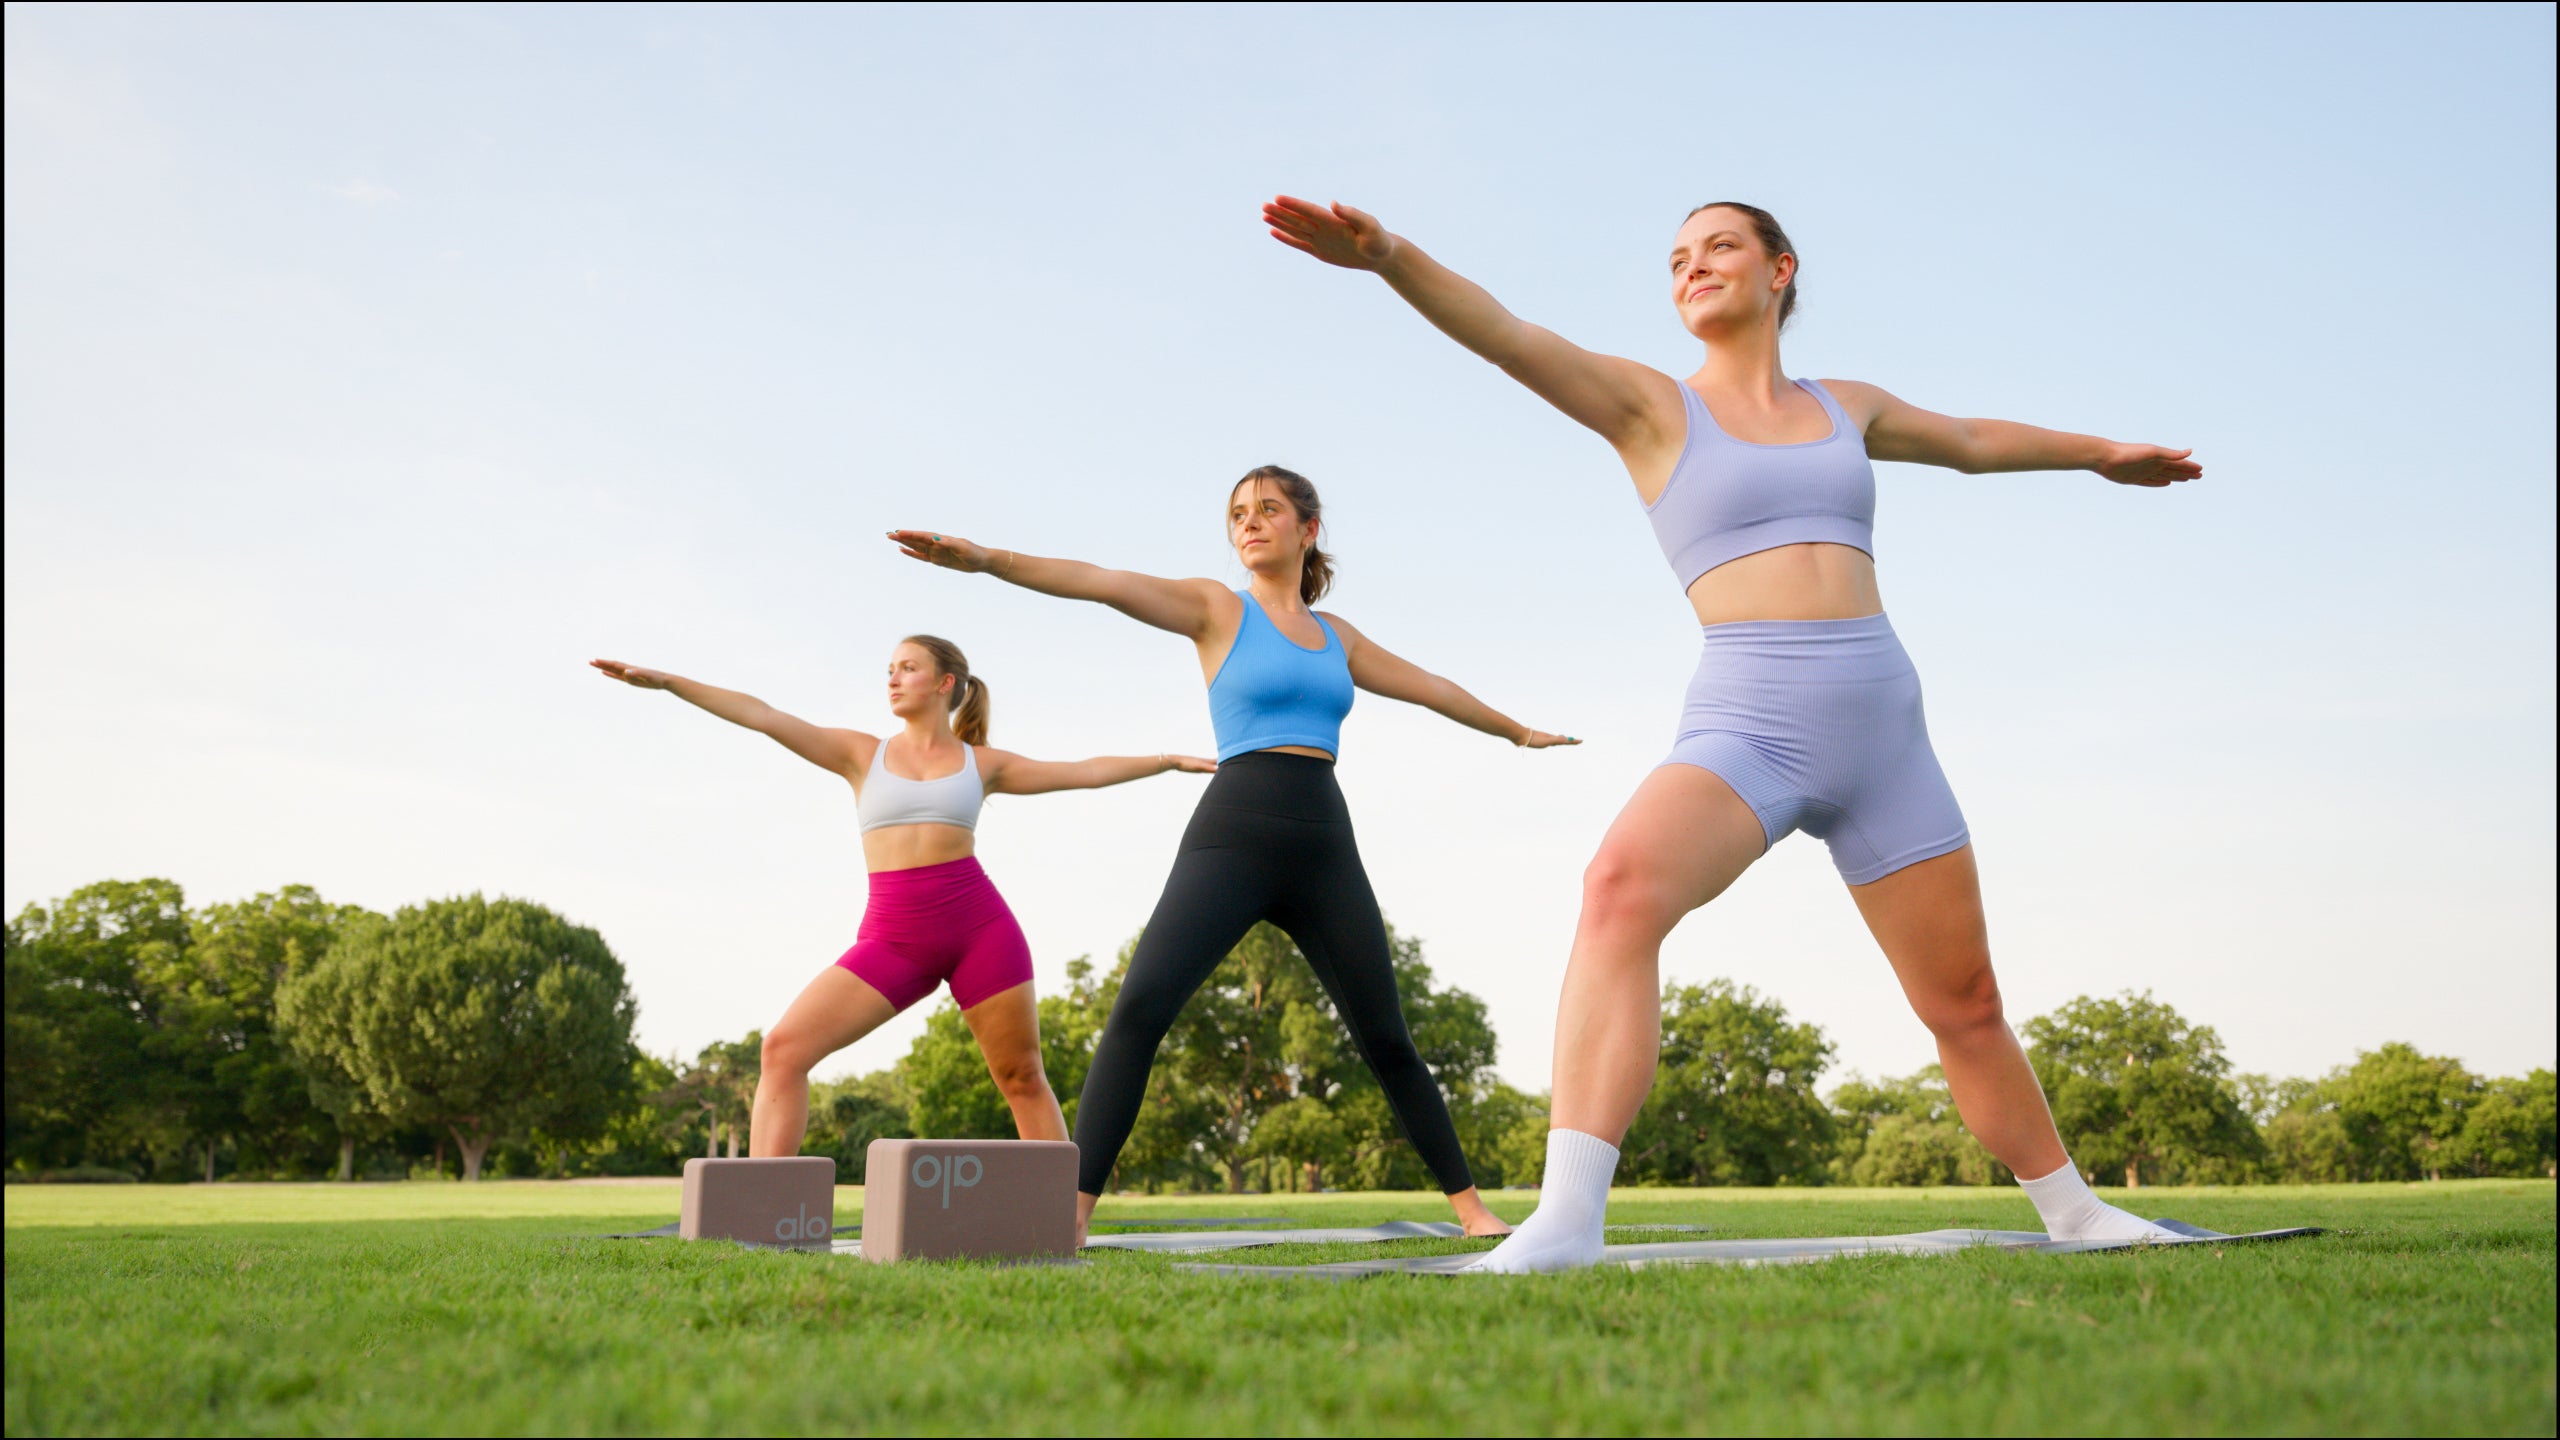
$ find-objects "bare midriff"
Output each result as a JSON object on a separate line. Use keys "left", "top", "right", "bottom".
{"left": 859, "top": 822, "right": 977, "bottom": 874}
{"left": 1686, "top": 542, "right": 1884, "bottom": 627}
{"left": 1258, "top": 745, "right": 1335, "bottom": 761}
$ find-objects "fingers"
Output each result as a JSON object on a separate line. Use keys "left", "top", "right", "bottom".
{"left": 1333, "top": 201, "right": 1379, "bottom": 232}
{"left": 1269, "top": 194, "right": 1332, "bottom": 224}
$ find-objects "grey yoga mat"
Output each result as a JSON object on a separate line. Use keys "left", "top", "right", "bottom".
{"left": 1178, "top": 1219, "right": 2325, "bottom": 1278}
{"left": 1083, "top": 1220, "right": 1467, "bottom": 1252}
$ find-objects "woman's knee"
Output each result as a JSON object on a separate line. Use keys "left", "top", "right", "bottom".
{"left": 985, "top": 1049, "right": 1055, "bottom": 1100}
{"left": 1912, "top": 964, "right": 2008, "bottom": 1041}
{"left": 760, "top": 1027, "right": 821, "bottom": 1081}
{"left": 1579, "top": 846, "right": 1680, "bottom": 942}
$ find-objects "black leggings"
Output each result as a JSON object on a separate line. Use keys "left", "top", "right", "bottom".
{"left": 1071, "top": 751, "right": 1476, "bottom": 1196}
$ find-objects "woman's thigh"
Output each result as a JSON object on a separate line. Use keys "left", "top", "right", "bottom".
{"left": 768, "top": 964, "right": 901, "bottom": 1071}
{"left": 1585, "top": 763, "right": 1772, "bottom": 936}
{"left": 960, "top": 981, "right": 1045, "bottom": 1078}
{"left": 1845, "top": 844, "right": 1997, "bottom": 1018}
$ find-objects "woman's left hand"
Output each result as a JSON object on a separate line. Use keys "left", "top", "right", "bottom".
{"left": 888, "top": 530, "right": 994, "bottom": 572}
{"left": 1166, "top": 755, "right": 1218, "bottom": 774}
{"left": 2096, "top": 444, "right": 2201, "bottom": 487}
{"left": 1517, "top": 730, "right": 1581, "bottom": 749}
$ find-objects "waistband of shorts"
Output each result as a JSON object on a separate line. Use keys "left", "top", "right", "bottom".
{"left": 1695, "top": 611, "right": 1907, "bottom": 657}
{"left": 862, "top": 854, "right": 1002, "bottom": 913}
{"left": 1698, "top": 611, "right": 1895, "bottom": 641}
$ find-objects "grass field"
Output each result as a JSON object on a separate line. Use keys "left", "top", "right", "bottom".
{"left": 5, "top": 1180, "right": 2551, "bottom": 1436}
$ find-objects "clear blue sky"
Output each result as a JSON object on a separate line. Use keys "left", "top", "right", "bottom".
{"left": 7, "top": 3, "right": 2553, "bottom": 1091}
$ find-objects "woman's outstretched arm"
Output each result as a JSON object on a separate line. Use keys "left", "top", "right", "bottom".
{"left": 1323, "top": 617, "right": 1578, "bottom": 749}
{"left": 589, "top": 660, "right": 866, "bottom": 776}
{"left": 888, "top": 530, "right": 1228, "bottom": 640}
{"left": 979, "top": 750, "right": 1217, "bottom": 797}
{"left": 1263, "top": 195, "right": 1679, "bottom": 455}
{"left": 1820, "top": 380, "right": 2202, "bottom": 486}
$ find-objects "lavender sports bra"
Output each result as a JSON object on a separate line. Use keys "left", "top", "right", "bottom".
{"left": 1644, "top": 378, "right": 1876, "bottom": 591}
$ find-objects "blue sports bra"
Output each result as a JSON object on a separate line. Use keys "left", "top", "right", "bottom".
{"left": 1645, "top": 378, "right": 1876, "bottom": 591}
{"left": 1205, "top": 591, "right": 1354, "bottom": 761}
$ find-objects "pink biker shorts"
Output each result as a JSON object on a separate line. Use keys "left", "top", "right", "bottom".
{"left": 835, "top": 856, "right": 1034, "bottom": 1011}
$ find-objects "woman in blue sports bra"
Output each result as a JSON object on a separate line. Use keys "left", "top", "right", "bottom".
{"left": 1266, "top": 196, "right": 2203, "bottom": 1271}
{"left": 891, "top": 466, "right": 1574, "bottom": 1243}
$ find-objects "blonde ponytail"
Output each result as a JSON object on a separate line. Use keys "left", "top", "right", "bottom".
{"left": 900, "top": 634, "right": 991, "bottom": 744}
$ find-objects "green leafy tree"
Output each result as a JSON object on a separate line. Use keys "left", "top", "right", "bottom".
{"left": 2252, "top": 1075, "right": 2356, "bottom": 1184}
{"left": 2444, "top": 1069, "right": 2556, "bottom": 1179}
{"left": 274, "top": 895, "right": 638, "bottom": 1180}
{"left": 4, "top": 880, "right": 193, "bottom": 1176}
{"left": 1829, "top": 1067, "right": 2010, "bottom": 1187}
{"left": 691, "top": 1032, "right": 762, "bottom": 1158}
{"left": 1622, "top": 980, "right": 1835, "bottom": 1187}
{"left": 2324, "top": 1042, "right": 2480, "bottom": 1181}
{"left": 563, "top": 1052, "right": 701, "bottom": 1177}
{"left": 1450, "top": 1079, "right": 1548, "bottom": 1191}
{"left": 157, "top": 888, "right": 378, "bottom": 1179}
{"left": 806, "top": 1070, "right": 914, "bottom": 1181}
{"left": 2023, "top": 991, "right": 2264, "bottom": 1186}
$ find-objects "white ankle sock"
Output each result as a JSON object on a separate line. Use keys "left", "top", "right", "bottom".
{"left": 2017, "top": 1159, "right": 2180, "bottom": 1242}
{"left": 1465, "top": 1129, "right": 1619, "bottom": 1274}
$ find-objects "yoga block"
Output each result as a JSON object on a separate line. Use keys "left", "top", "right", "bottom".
{"left": 680, "top": 1156, "right": 839, "bottom": 1246}
{"left": 860, "top": 1138, "right": 1078, "bottom": 1262}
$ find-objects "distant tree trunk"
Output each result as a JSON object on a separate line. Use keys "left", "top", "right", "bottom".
{"left": 453, "top": 1125, "right": 491, "bottom": 1182}
{"left": 707, "top": 1119, "right": 719, "bottom": 1159}
{"left": 338, "top": 1136, "right": 356, "bottom": 1182}
{"left": 2125, "top": 1157, "right": 2143, "bottom": 1189}
{"left": 204, "top": 1138, "right": 217, "bottom": 1185}
{"left": 1302, "top": 1161, "right": 1322, "bottom": 1193}
{"left": 726, "top": 1126, "right": 741, "bottom": 1159}
{"left": 1225, "top": 1157, "right": 1245, "bottom": 1194}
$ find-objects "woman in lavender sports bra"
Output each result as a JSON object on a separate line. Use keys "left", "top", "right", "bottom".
{"left": 590, "top": 637, "right": 1211, "bottom": 1156}
{"left": 1266, "top": 196, "right": 2203, "bottom": 1271}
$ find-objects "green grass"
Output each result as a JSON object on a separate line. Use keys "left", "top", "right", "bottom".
{"left": 5, "top": 1180, "right": 2551, "bottom": 1435}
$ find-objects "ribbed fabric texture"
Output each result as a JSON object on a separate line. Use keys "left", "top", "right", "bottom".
{"left": 1464, "top": 1129, "right": 1622, "bottom": 1272}
{"left": 1538, "top": 1128, "right": 1622, "bottom": 1226}
{"left": 2017, "top": 1157, "right": 2177, "bottom": 1242}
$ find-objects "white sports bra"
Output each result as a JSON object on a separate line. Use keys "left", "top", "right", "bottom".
{"left": 855, "top": 741, "right": 985, "bottom": 834}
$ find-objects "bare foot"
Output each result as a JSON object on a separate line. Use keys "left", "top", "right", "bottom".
{"left": 1074, "top": 1189, "right": 1099, "bottom": 1250}
{"left": 1449, "top": 1186, "right": 1515, "bottom": 1237}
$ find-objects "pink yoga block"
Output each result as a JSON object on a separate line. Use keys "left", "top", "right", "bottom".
{"left": 679, "top": 1156, "right": 839, "bottom": 1245}
{"left": 860, "top": 1138, "right": 1078, "bottom": 1262}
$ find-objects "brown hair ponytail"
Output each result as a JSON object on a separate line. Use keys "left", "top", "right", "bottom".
{"left": 1232, "top": 464, "right": 1334, "bottom": 605}
{"left": 900, "top": 634, "right": 990, "bottom": 744}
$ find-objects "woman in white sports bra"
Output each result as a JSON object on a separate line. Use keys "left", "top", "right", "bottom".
{"left": 591, "top": 635, "right": 1213, "bottom": 1154}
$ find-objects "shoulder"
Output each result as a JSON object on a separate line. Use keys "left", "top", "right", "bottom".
{"left": 972, "top": 745, "right": 1017, "bottom": 783}
{"left": 1191, "top": 579, "right": 1246, "bottom": 621}
{"left": 1315, "top": 610, "right": 1367, "bottom": 650}
{"left": 1810, "top": 378, "right": 1893, "bottom": 429}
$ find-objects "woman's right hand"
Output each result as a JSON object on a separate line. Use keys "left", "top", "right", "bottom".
{"left": 888, "top": 530, "right": 994, "bottom": 573}
{"left": 591, "top": 659, "right": 674, "bottom": 690}
{"left": 1263, "top": 196, "right": 1397, "bottom": 271}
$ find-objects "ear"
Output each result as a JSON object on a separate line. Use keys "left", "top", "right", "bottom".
{"left": 1771, "top": 251, "right": 1796, "bottom": 292}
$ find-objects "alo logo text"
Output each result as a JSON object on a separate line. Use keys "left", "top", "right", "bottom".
{"left": 773, "top": 1202, "right": 831, "bottom": 1243}
{"left": 911, "top": 1152, "right": 982, "bottom": 1208}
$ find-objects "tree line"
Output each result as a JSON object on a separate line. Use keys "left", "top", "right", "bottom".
{"left": 7, "top": 879, "right": 2553, "bottom": 1189}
